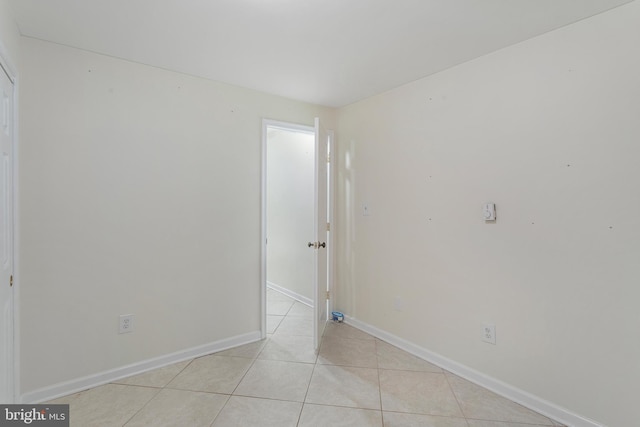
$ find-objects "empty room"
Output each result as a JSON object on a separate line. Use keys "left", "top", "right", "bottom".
{"left": 0, "top": 1, "right": 638, "bottom": 426}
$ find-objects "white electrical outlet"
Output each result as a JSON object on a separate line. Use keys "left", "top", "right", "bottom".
{"left": 119, "top": 314, "right": 135, "bottom": 334}
{"left": 482, "top": 323, "right": 496, "bottom": 344}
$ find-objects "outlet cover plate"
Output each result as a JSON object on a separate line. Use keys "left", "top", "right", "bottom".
{"left": 119, "top": 314, "right": 135, "bottom": 334}
{"left": 482, "top": 323, "right": 496, "bottom": 345}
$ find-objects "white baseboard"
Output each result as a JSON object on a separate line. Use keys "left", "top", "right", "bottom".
{"left": 20, "top": 330, "right": 262, "bottom": 404}
{"left": 345, "top": 316, "right": 603, "bottom": 427}
{"left": 267, "top": 282, "right": 313, "bottom": 307}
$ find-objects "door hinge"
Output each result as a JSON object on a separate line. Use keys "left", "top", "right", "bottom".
{"left": 326, "top": 222, "right": 330, "bottom": 232}
{"left": 10, "top": 275, "right": 13, "bottom": 287}
{"left": 326, "top": 290, "right": 330, "bottom": 300}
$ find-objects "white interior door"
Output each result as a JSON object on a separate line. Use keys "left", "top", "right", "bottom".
{"left": 313, "top": 118, "right": 328, "bottom": 351}
{"left": 0, "top": 65, "right": 15, "bottom": 403}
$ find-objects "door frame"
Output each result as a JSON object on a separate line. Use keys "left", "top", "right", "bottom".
{"left": 260, "top": 119, "right": 334, "bottom": 338}
{"left": 0, "top": 41, "right": 19, "bottom": 404}
{"left": 326, "top": 128, "right": 335, "bottom": 318}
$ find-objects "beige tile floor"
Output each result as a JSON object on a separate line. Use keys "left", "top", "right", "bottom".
{"left": 47, "top": 289, "right": 565, "bottom": 427}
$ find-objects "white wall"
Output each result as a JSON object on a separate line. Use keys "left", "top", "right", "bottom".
{"left": 266, "top": 128, "right": 314, "bottom": 302}
{"left": 0, "top": 0, "right": 20, "bottom": 67}
{"left": 18, "top": 37, "right": 334, "bottom": 395}
{"left": 335, "top": 2, "right": 640, "bottom": 426}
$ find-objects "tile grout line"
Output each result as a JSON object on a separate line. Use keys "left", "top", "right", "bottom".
{"left": 375, "top": 338, "right": 385, "bottom": 427}
{"left": 118, "top": 385, "right": 163, "bottom": 427}
{"left": 113, "top": 359, "right": 199, "bottom": 426}
{"left": 296, "top": 315, "right": 322, "bottom": 427}
{"left": 442, "top": 367, "right": 470, "bottom": 427}
{"left": 208, "top": 328, "right": 273, "bottom": 426}
{"left": 208, "top": 393, "right": 231, "bottom": 427}
{"left": 227, "top": 336, "right": 269, "bottom": 396}
{"left": 218, "top": 299, "right": 309, "bottom": 426}
{"left": 126, "top": 355, "right": 228, "bottom": 426}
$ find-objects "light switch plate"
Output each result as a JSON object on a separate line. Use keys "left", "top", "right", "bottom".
{"left": 483, "top": 203, "right": 496, "bottom": 221}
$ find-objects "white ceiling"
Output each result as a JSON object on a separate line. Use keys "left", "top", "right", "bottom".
{"left": 10, "top": 0, "right": 633, "bottom": 107}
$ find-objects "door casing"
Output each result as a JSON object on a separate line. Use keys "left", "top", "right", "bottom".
{"left": 0, "top": 44, "right": 18, "bottom": 404}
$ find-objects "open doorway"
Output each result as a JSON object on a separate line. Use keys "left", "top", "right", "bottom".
{"left": 266, "top": 125, "right": 315, "bottom": 336}
{"left": 260, "top": 119, "right": 332, "bottom": 348}
{"left": 266, "top": 126, "right": 315, "bottom": 306}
